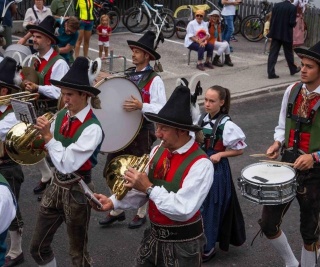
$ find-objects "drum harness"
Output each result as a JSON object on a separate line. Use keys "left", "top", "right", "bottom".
{"left": 284, "top": 82, "right": 320, "bottom": 194}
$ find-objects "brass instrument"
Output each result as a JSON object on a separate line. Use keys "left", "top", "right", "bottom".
{"left": 5, "top": 111, "right": 58, "bottom": 165}
{"left": 0, "top": 92, "right": 39, "bottom": 106}
{"left": 105, "top": 142, "right": 163, "bottom": 200}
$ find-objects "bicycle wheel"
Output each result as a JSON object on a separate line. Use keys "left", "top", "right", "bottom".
{"left": 240, "top": 15, "right": 255, "bottom": 37}
{"left": 106, "top": 10, "right": 120, "bottom": 31}
{"left": 175, "top": 19, "right": 187, "bottom": 39}
{"left": 233, "top": 14, "right": 242, "bottom": 35}
{"left": 174, "top": 6, "right": 192, "bottom": 19}
{"left": 159, "top": 12, "right": 176, "bottom": 39}
{"left": 122, "top": 6, "right": 138, "bottom": 27}
{"left": 125, "top": 9, "right": 150, "bottom": 33}
{"left": 242, "top": 16, "right": 264, "bottom": 42}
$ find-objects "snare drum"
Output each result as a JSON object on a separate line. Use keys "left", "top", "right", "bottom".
{"left": 238, "top": 163, "right": 297, "bottom": 205}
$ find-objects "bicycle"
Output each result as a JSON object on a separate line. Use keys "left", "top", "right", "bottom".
{"left": 122, "top": 0, "right": 173, "bottom": 28}
{"left": 92, "top": 0, "right": 120, "bottom": 33}
{"left": 174, "top": 0, "right": 242, "bottom": 40}
{"left": 240, "top": 0, "right": 271, "bottom": 42}
{"left": 125, "top": 0, "right": 175, "bottom": 39}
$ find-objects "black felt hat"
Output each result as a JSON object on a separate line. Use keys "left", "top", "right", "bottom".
{"left": 50, "top": 57, "right": 101, "bottom": 96}
{"left": 294, "top": 41, "right": 320, "bottom": 64}
{"left": 127, "top": 31, "right": 161, "bottom": 60}
{"left": 26, "top": 16, "right": 59, "bottom": 44}
{"left": 144, "top": 86, "right": 202, "bottom": 132}
{"left": 0, "top": 57, "right": 22, "bottom": 93}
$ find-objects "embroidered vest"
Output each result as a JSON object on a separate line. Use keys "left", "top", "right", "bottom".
{"left": 148, "top": 142, "right": 208, "bottom": 225}
{"left": 137, "top": 71, "right": 158, "bottom": 104}
{"left": 285, "top": 83, "right": 320, "bottom": 153}
{"left": 54, "top": 109, "right": 103, "bottom": 171}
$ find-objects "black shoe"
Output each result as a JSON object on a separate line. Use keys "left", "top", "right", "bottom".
{"left": 128, "top": 215, "right": 146, "bottom": 229}
{"left": 3, "top": 252, "right": 24, "bottom": 267}
{"left": 99, "top": 212, "right": 126, "bottom": 226}
{"left": 202, "top": 248, "right": 216, "bottom": 263}
{"left": 291, "top": 66, "right": 301, "bottom": 75}
{"left": 33, "top": 180, "right": 51, "bottom": 194}
{"left": 268, "top": 74, "right": 279, "bottom": 79}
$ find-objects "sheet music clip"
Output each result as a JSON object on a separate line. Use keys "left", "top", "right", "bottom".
{"left": 10, "top": 98, "right": 37, "bottom": 124}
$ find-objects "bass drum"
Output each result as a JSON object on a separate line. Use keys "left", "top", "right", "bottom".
{"left": 93, "top": 77, "right": 143, "bottom": 153}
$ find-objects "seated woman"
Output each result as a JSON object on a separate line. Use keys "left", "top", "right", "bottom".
{"left": 184, "top": 9, "right": 214, "bottom": 71}
{"left": 207, "top": 10, "right": 233, "bottom": 67}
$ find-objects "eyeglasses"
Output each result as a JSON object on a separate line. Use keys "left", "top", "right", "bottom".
{"left": 196, "top": 14, "right": 204, "bottom": 18}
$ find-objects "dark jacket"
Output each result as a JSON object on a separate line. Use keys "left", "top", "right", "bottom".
{"left": 268, "top": 0, "right": 297, "bottom": 43}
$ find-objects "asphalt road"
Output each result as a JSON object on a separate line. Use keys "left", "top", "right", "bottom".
{"left": 11, "top": 90, "right": 314, "bottom": 267}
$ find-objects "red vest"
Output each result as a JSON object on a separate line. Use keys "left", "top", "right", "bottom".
{"left": 38, "top": 50, "right": 60, "bottom": 86}
{"left": 148, "top": 142, "right": 207, "bottom": 225}
{"left": 141, "top": 76, "right": 155, "bottom": 103}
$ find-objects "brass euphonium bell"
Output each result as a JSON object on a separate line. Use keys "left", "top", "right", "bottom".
{"left": 105, "top": 154, "right": 150, "bottom": 200}
{"left": 5, "top": 112, "right": 55, "bottom": 165}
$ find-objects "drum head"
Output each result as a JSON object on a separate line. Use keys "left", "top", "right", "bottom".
{"left": 241, "top": 162, "right": 296, "bottom": 184}
{"left": 4, "top": 44, "right": 32, "bottom": 63}
{"left": 93, "top": 77, "right": 143, "bottom": 153}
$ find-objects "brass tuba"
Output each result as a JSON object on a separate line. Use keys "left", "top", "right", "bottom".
{"left": 105, "top": 154, "right": 150, "bottom": 200}
{"left": 5, "top": 112, "right": 55, "bottom": 165}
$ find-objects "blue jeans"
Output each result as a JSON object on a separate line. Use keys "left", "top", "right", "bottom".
{"left": 188, "top": 42, "right": 214, "bottom": 61}
{"left": 222, "top": 15, "right": 234, "bottom": 43}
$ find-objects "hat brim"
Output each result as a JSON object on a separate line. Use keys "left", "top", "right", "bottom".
{"left": 127, "top": 40, "right": 160, "bottom": 60}
{"left": 26, "top": 25, "right": 59, "bottom": 44}
{"left": 294, "top": 47, "right": 320, "bottom": 64}
{"left": 0, "top": 81, "right": 21, "bottom": 93}
{"left": 144, "top": 112, "right": 202, "bottom": 132}
{"left": 50, "top": 79, "right": 100, "bottom": 97}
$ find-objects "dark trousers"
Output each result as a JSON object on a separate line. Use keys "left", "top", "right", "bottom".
{"left": 188, "top": 42, "right": 214, "bottom": 61}
{"left": 30, "top": 179, "right": 93, "bottom": 266}
{"left": 267, "top": 38, "right": 296, "bottom": 76}
{"left": 259, "top": 172, "right": 320, "bottom": 245}
{"left": 0, "top": 164, "right": 24, "bottom": 231}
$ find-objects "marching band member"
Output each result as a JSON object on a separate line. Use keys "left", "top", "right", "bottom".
{"left": 23, "top": 15, "right": 70, "bottom": 195}
{"left": 99, "top": 31, "right": 166, "bottom": 229}
{"left": 259, "top": 41, "right": 320, "bottom": 267}
{"left": 0, "top": 57, "right": 25, "bottom": 267}
{"left": 29, "top": 56, "right": 103, "bottom": 267}
{"left": 93, "top": 85, "right": 214, "bottom": 266}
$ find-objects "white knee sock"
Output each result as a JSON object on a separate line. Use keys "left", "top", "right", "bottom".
{"left": 39, "top": 258, "right": 57, "bottom": 267}
{"left": 137, "top": 202, "right": 148, "bottom": 218}
{"left": 110, "top": 209, "right": 124, "bottom": 216}
{"left": 35, "top": 159, "right": 53, "bottom": 183}
{"left": 301, "top": 246, "right": 319, "bottom": 267}
{"left": 268, "top": 231, "right": 299, "bottom": 267}
{"left": 6, "top": 230, "right": 22, "bottom": 258}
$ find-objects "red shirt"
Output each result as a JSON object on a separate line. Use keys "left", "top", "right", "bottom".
{"left": 97, "top": 25, "right": 112, "bottom": 42}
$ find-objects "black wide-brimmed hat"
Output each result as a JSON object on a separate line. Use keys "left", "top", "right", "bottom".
{"left": 26, "top": 16, "right": 59, "bottom": 44}
{"left": 294, "top": 41, "right": 320, "bottom": 64}
{"left": 127, "top": 31, "right": 161, "bottom": 60}
{"left": 50, "top": 57, "right": 101, "bottom": 96}
{"left": 0, "top": 57, "right": 22, "bottom": 93}
{"left": 144, "top": 85, "right": 202, "bottom": 132}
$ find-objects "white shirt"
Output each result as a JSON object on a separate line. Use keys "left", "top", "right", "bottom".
{"left": 23, "top": 5, "right": 52, "bottom": 28}
{"left": 29, "top": 48, "right": 69, "bottom": 100}
{"left": 221, "top": 0, "right": 236, "bottom": 16}
{"left": 184, "top": 19, "right": 210, "bottom": 48}
{"left": 0, "top": 185, "right": 16, "bottom": 234}
{"left": 46, "top": 104, "right": 103, "bottom": 174}
{"left": 111, "top": 138, "right": 214, "bottom": 222}
{"left": 0, "top": 105, "right": 19, "bottom": 141}
{"left": 202, "top": 115, "right": 247, "bottom": 150}
{"left": 274, "top": 83, "right": 320, "bottom": 143}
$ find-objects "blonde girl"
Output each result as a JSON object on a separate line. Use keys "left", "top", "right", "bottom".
{"left": 97, "top": 15, "right": 112, "bottom": 59}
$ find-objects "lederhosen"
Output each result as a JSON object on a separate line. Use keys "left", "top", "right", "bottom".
{"left": 0, "top": 107, "right": 24, "bottom": 232}
{"left": 32, "top": 52, "right": 64, "bottom": 116}
{"left": 259, "top": 83, "right": 320, "bottom": 246}
{"left": 135, "top": 143, "right": 207, "bottom": 266}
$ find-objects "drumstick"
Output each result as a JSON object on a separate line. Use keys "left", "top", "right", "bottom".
{"left": 259, "top": 160, "right": 294, "bottom": 166}
{"left": 250, "top": 153, "right": 270, "bottom": 157}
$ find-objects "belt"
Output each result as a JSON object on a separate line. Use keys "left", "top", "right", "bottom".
{"left": 150, "top": 217, "right": 204, "bottom": 242}
{"left": 54, "top": 170, "right": 91, "bottom": 186}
